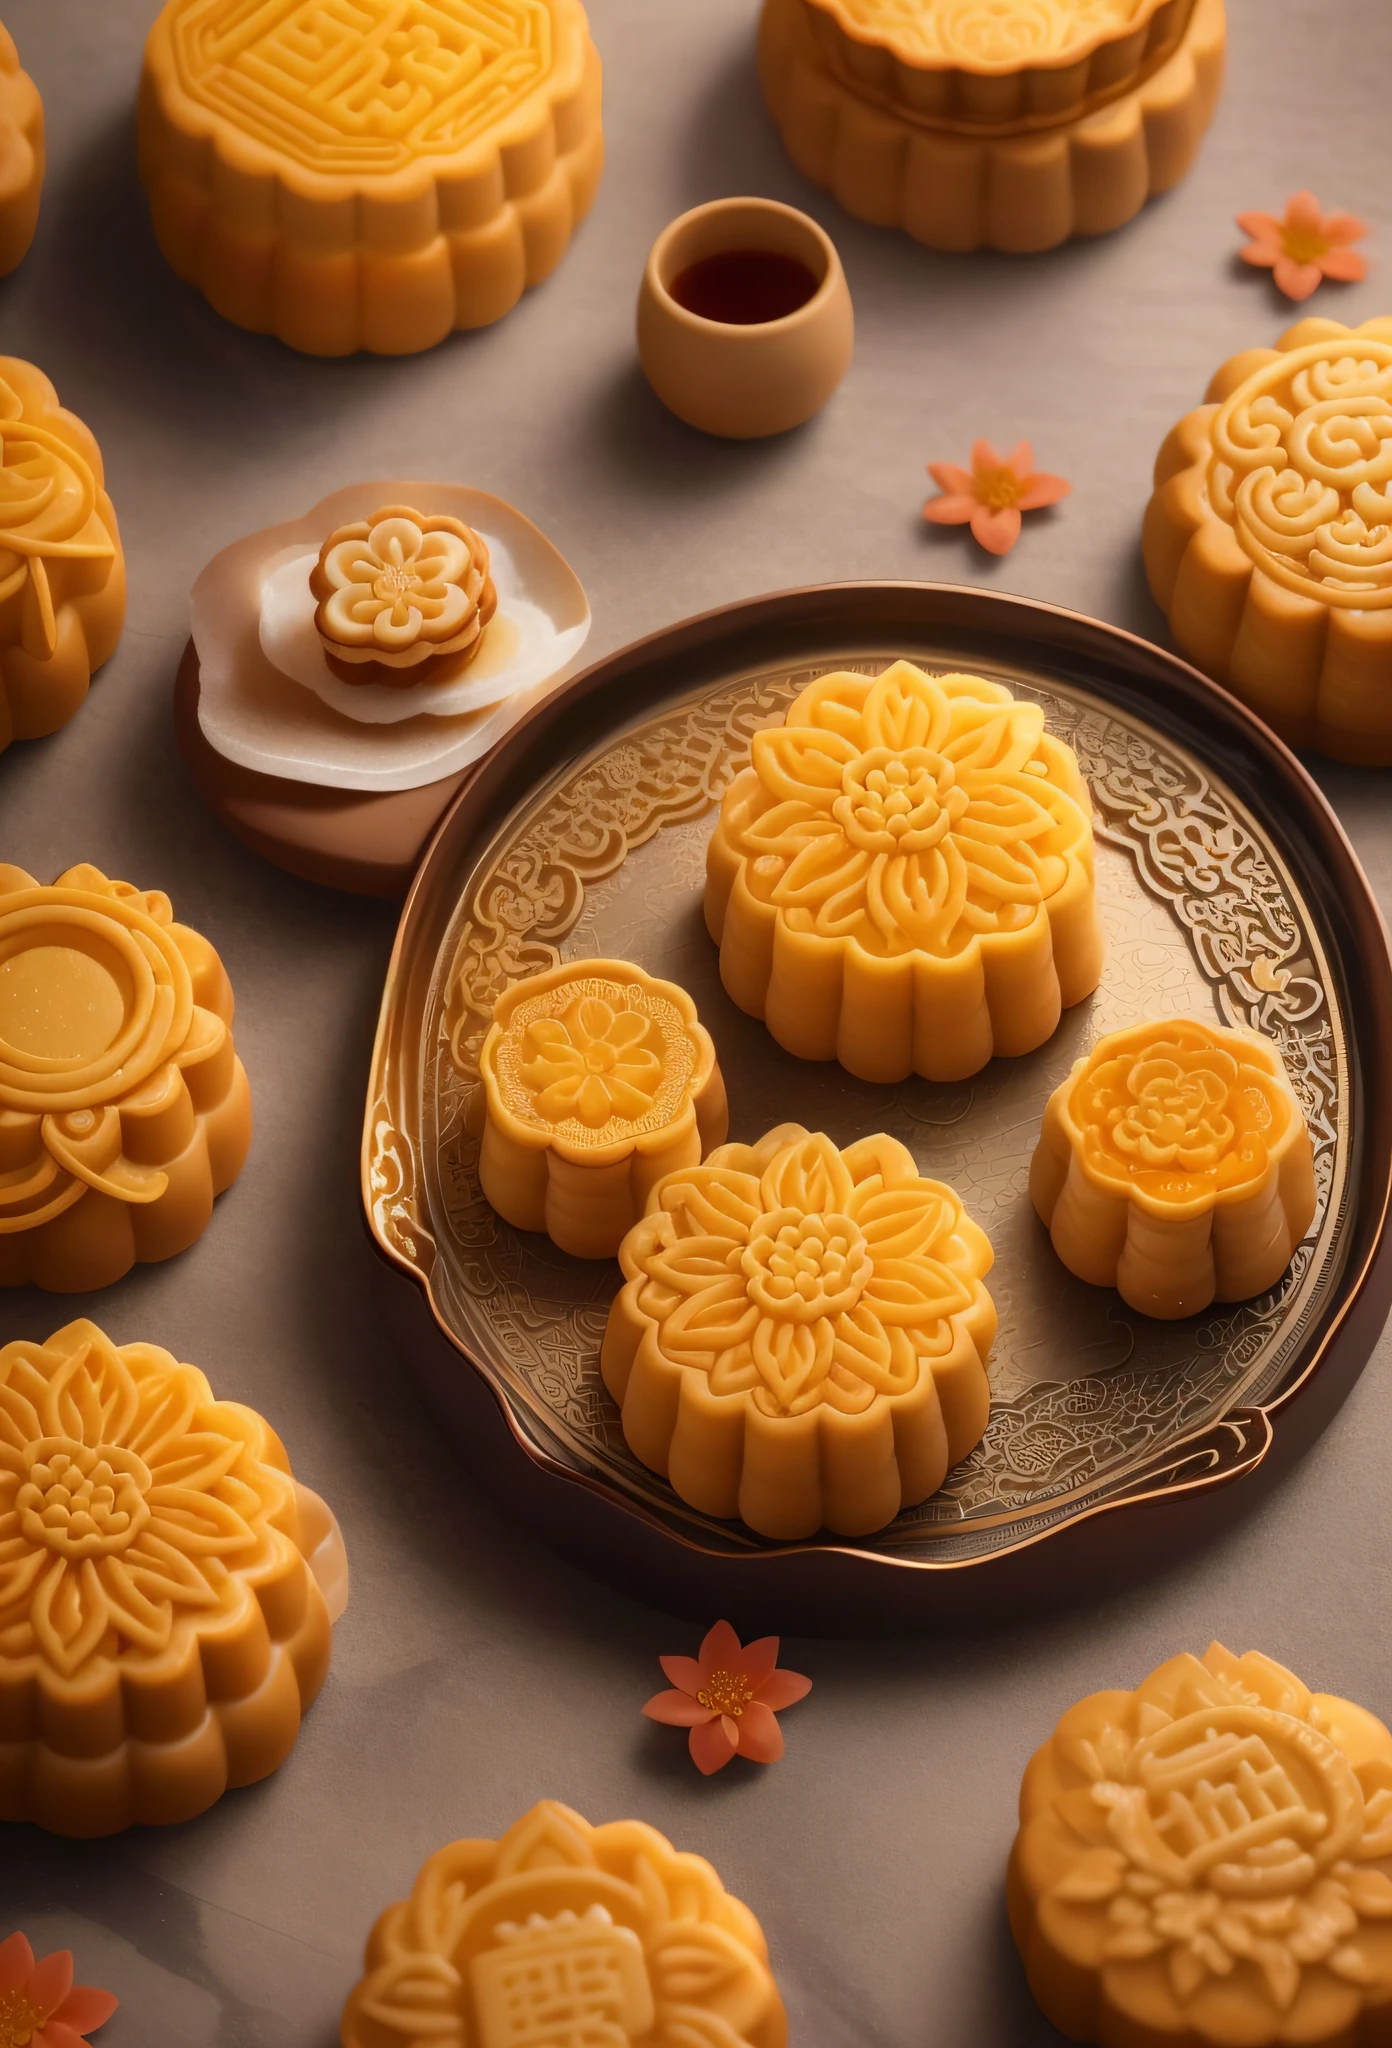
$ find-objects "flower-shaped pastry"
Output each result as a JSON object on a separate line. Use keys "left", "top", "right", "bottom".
{"left": 0, "top": 27, "right": 43, "bottom": 279}
{"left": 476, "top": 960, "right": 728, "bottom": 1260}
{"left": 0, "top": 1319, "right": 345, "bottom": 1837}
{"left": 924, "top": 440, "right": 1071, "bottom": 556}
{"left": 0, "top": 359, "right": 125, "bottom": 757}
{"left": 602, "top": 1123, "right": 996, "bottom": 1538}
{"left": 1237, "top": 192, "right": 1369, "bottom": 304}
{"left": 1144, "top": 316, "right": 1392, "bottom": 762}
{"left": 705, "top": 661, "right": 1103, "bottom": 1082}
{"left": 0, "top": 1934, "right": 116, "bottom": 2048}
{"left": 312, "top": 506, "right": 496, "bottom": 686}
{"left": 644, "top": 1619, "right": 812, "bottom": 1774}
{"left": 1010, "top": 1642, "right": 1392, "bottom": 2047}
{"left": 0, "top": 864, "right": 251, "bottom": 1292}
{"left": 1030, "top": 1018, "right": 1316, "bottom": 1319}
{"left": 340, "top": 1799, "right": 787, "bottom": 2048}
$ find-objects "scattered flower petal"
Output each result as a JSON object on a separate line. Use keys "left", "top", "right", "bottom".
{"left": 1237, "top": 191, "right": 1369, "bottom": 302}
{"left": 0, "top": 1933, "right": 116, "bottom": 2048}
{"left": 642, "top": 1621, "right": 812, "bottom": 1775}
{"left": 924, "top": 439, "right": 1070, "bottom": 556}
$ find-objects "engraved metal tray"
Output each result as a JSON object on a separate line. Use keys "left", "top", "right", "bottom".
{"left": 362, "top": 585, "right": 1392, "bottom": 1625}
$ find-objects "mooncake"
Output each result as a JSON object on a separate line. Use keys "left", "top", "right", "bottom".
{"left": 1030, "top": 1018, "right": 1316, "bottom": 1319}
{"left": 138, "top": 0, "right": 604, "bottom": 356}
{"left": 705, "top": 660, "right": 1103, "bottom": 1083}
{"left": 0, "top": 864, "right": 251, "bottom": 1291}
{"left": 0, "top": 1319, "right": 346, "bottom": 1837}
{"left": 1010, "top": 1642, "right": 1392, "bottom": 2047}
{"left": 0, "top": 25, "right": 42, "bottom": 276}
{"left": 340, "top": 1800, "right": 787, "bottom": 2048}
{"left": 602, "top": 1123, "right": 996, "bottom": 1539}
{"left": 311, "top": 506, "right": 497, "bottom": 686}
{"left": 0, "top": 357, "right": 125, "bottom": 757}
{"left": 758, "top": 0, "right": 1226, "bottom": 255}
{"left": 475, "top": 960, "right": 728, "bottom": 1259}
{"left": 1144, "top": 316, "right": 1392, "bottom": 763}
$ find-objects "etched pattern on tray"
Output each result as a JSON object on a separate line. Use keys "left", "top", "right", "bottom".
{"left": 171, "top": 0, "right": 555, "bottom": 176}
{"left": 370, "top": 656, "right": 1347, "bottom": 1556}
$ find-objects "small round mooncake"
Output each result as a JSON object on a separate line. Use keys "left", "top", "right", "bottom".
{"left": 1010, "top": 1642, "right": 1392, "bottom": 2048}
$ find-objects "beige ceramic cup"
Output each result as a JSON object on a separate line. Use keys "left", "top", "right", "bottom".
{"left": 637, "top": 197, "right": 854, "bottom": 439}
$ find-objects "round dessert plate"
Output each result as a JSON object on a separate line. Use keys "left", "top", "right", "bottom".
{"left": 362, "top": 585, "right": 1392, "bottom": 1627}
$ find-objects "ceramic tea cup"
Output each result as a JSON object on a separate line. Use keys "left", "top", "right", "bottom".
{"left": 637, "top": 197, "right": 854, "bottom": 439}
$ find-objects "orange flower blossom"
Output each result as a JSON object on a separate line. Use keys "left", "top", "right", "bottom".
{"left": 643, "top": 1619, "right": 811, "bottom": 1775}
{"left": 0, "top": 1934, "right": 116, "bottom": 2048}
{"left": 1237, "top": 191, "right": 1368, "bottom": 303}
{"left": 924, "top": 440, "right": 1070, "bottom": 556}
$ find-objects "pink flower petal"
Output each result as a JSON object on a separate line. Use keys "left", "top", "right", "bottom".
{"left": 1319, "top": 248, "right": 1367, "bottom": 282}
{"left": 755, "top": 1668, "right": 813, "bottom": 1710}
{"left": 658, "top": 1655, "right": 703, "bottom": 1695}
{"left": 1285, "top": 190, "right": 1323, "bottom": 233}
{"left": 735, "top": 1702, "right": 785, "bottom": 1764}
{"left": 51, "top": 1987, "right": 118, "bottom": 2036}
{"left": 970, "top": 438, "right": 1006, "bottom": 475}
{"left": 31, "top": 1951, "right": 74, "bottom": 2018}
{"left": 738, "top": 1636, "right": 780, "bottom": 1691}
{"left": 689, "top": 1716, "right": 738, "bottom": 1775}
{"left": 926, "top": 462, "right": 975, "bottom": 496}
{"left": 0, "top": 1933, "right": 34, "bottom": 1995}
{"left": 644, "top": 1689, "right": 716, "bottom": 1728}
{"left": 697, "top": 1619, "right": 743, "bottom": 1681}
{"left": 1273, "top": 255, "right": 1322, "bottom": 302}
{"left": 1322, "top": 212, "right": 1368, "bottom": 246}
{"left": 924, "top": 494, "right": 977, "bottom": 526}
{"left": 970, "top": 504, "right": 1022, "bottom": 556}
{"left": 1015, "top": 472, "right": 1071, "bottom": 511}
{"left": 1004, "top": 441, "right": 1034, "bottom": 479}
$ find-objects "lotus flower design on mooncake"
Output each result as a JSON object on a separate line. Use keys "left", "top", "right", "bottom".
{"left": 1030, "top": 1018, "right": 1317, "bottom": 1319}
{"left": 475, "top": 961, "right": 728, "bottom": 1260}
{"left": 0, "top": 864, "right": 251, "bottom": 1292}
{"left": 705, "top": 660, "right": 1103, "bottom": 1082}
{"left": 602, "top": 1123, "right": 996, "bottom": 1539}
{"left": 340, "top": 1800, "right": 787, "bottom": 2048}
{"left": 1010, "top": 1643, "right": 1392, "bottom": 2047}
{"left": 0, "top": 1320, "right": 346, "bottom": 1837}
{"left": 1145, "top": 317, "right": 1392, "bottom": 762}
{"left": 311, "top": 506, "right": 496, "bottom": 686}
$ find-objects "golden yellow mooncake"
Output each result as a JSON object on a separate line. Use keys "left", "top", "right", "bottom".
{"left": 602, "top": 1123, "right": 996, "bottom": 1539}
{"left": 705, "top": 660, "right": 1103, "bottom": 1083}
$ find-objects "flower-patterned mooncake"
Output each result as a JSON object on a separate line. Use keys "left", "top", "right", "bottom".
{"left": 311, "top": 506, "right": 497, "bottom": 687}
{"left": 1144, "top": 317, "right": 1392, "bottom": 762}
{"left": 475, "top": 960, "right": 728, "bottom": 1260}
{"left": 340, "top": 1800, "right": 787, "bottom": 2048}
{"left": 602, "top": 1123, "right": 996, "bottom": 1538}
{"left": 1010, "top": 1643, "right": 1392, "bottom": 2047}
{"left": 705, "top": 660, "right": 1103, "bottom": 1083}
{"left": 1030, "top": 1018, "right": 1316, "bottom": 1319}
{"left": 0, "top": 1320, "right": 346, "bottom": 1836}
{"left": 0, "top": 864, "right": 250, "bottom": 1291}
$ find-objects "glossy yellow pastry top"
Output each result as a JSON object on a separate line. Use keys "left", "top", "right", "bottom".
{"left": 0, "top": 357, "right": 125, "bottom": 755}
{"left": 0, "top": 1319, "right": 340, "bottom": 1836}
{"left": 1030, "top": 1018, "right": 1316, "bottom": 1319}
{"left": 1144, "top": 316, "right": 1392, "bottom": 762}
{"left": 602, "top": 1122, "right": 996, "bottom": 1538}
{"left": 475, "top": 960, "right": 728, "bottom": 1259}
{"left": 811, "top": 0, "right": 1178, "bottom": 70}
{"left": 706, "top": 660, "right": 1103, "bottom": 1082}
{"left": 340, "top": 1799, "right": 787, "bottom": 2048}
{"left": 0, "top": 863, "right": 251, "bottom": 1292}
{"left": 312, "top": 506, "right": 496, "bottom": 683}
{"left": 1010, "top": 1643, "right": 1392, "bottom": 2047}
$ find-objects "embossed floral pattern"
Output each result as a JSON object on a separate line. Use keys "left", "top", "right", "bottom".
{"left": 518, "top": 994, "right": 665, "bottom": 1130}
{"left": 603, "top": 1124, "right": 996, "bottom": 1536}
{"left": 813, "top": 0, "right": 1160, "bottom": 66}
{"left": 1010, "top": 1645, "right": 1392, "bottom": 2044}
{"left": 0, "top": 383, "right": 114, "bottom": 664}
{"left": 0, "top": 864, "right": 251, "bottom": 1291}
{"left": 1071, "top": 1024, "right": 1285, "bottom": 1204}
{"left": 339, "top": 1799, "right": 787, "bottom": 2048}
{"left": 312, "top": 506, "right": 494, "bottom": 677}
